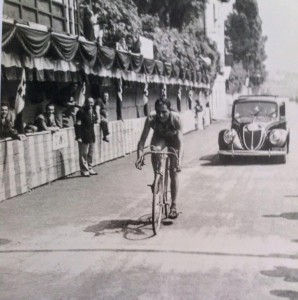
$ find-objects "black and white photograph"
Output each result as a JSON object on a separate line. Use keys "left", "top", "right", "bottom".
{"left": 1, "top": 0, "right": 298, "bottom": 299}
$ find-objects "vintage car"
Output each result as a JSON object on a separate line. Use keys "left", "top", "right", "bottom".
{"left": 218, "top": 95, "right": 290, "bottom": 163}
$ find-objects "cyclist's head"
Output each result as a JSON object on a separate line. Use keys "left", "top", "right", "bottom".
{"left": 155, "top": 98, "right": 171, "bottom": 123}
{"left": 155, "top": 98, "right": 171, "bottom": 111}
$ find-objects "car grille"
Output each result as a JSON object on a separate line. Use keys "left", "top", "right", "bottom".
{"left": 243, "top": 126, "right": 263, "bottom": 150}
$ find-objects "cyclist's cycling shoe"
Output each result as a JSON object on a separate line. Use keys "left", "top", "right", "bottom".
{"left": 168, "top": 208, "right": 178, "bottom": 219}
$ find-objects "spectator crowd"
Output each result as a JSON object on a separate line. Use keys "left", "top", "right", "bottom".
{"left": 0, "top": 85, "right": 111, "bottom": 143}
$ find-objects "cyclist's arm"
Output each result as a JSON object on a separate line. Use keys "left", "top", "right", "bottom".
{"left": 177, "top": 130, "right": 183, "bottom": 164}
{"left": 137, "top": 117, "right": 151, "bottom": 159}
{"left": 174, "top": 115, "right": 184, "bottom": 166}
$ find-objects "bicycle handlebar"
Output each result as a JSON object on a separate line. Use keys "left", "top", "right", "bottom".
{"left": 141, "top": 150, "right": 178, "bottom": 159}
{"left": 136, "top": 148, "right": 180, "bottom": 171}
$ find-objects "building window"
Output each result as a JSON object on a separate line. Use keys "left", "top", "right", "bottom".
{"left": 3, "top": 0, "right": 79, "bottom": 35}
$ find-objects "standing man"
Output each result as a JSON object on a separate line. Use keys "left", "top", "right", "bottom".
{"left": 194, "top": 99, "right": 203, "bottom": 130}
{"left": 97, "top": 92, "right": 110, "bottom": 142}
{"left": 75, "top": 97, "right": 98, "bottom": 177}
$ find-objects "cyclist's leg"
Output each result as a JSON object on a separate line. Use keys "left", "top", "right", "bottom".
{"left": 168, "top": 138, "right": 181, "bottom": 218}
{"left": 169, "top": 152, "right": 179, "bottom": 210}
{"left": 150, "top": 134, "right": 167, "bottom": 174}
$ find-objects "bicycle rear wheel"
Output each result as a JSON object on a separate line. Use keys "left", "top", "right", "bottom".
{"left": 152, "top": 173, "right": 163, "bottom": 235}
{"left": 163, "top": 158, "right": 171, "bottom": 218}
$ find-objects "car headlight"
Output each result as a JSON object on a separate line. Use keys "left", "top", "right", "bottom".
{"left": 269, "top": 129, "right": 287, "bottom": 146}
{"left": 223, "top": 129, "right": 236, "bottom": 144}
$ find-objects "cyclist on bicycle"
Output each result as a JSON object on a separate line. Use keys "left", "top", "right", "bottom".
{"left": 135, "top": 98, "right": 184, "bottom": 219}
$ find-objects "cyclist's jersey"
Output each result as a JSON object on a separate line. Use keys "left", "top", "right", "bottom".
{"left": 148, "top": 111, "right": 181, "bottom": 138}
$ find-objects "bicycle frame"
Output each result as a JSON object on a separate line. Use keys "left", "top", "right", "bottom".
{"left": 139, "top": 147, "right": 179, "bottom": 235}
{"left": 140, "top": 147, "right": 179, "bottom": 171}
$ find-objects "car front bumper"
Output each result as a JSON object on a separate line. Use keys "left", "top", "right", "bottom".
{"left": 218, "top": 149, "right": 287, "bottom": 157}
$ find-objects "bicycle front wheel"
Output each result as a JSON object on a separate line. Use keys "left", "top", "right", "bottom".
{"left": 152, "top": 173, "right": 163, "bottom": 235}
{"left": 163, "top": 158, "right": 171, "bottom": 218}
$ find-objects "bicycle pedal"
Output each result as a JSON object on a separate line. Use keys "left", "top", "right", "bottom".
{"left": 147, "top": 184, "right": 154, "bottom": 193}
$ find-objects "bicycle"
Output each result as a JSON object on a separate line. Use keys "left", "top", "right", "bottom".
{"left": 137, "top": 146, "right": 179, "bottom": 235}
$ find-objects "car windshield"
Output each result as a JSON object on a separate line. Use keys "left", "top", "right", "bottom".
{"left": 234, "top": 101, "right": 278, "bottom": 123}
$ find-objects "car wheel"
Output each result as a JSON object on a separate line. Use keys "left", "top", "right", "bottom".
{"left": 281, "top": 154, "right": 287, "bottom": 164}
{"left": 218, "top": 130, "right": 228, "bottom": 150}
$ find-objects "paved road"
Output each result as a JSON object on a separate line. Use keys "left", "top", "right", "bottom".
{"left": 1, "top": 103, "right": 298, "bottom": 300}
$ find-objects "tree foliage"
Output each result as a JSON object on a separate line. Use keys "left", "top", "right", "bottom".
{"left": 225, "top": 0, "right": 267, "bottom": 90}
{"left": 91, "top": 0, "right": 220, "bottom": 84}
{"left": 133, "top": 0, "right": 204, "bottom": 30}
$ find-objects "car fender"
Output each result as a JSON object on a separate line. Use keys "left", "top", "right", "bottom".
{"left": 218, "top": 129, "right": 229, "bottom": 150}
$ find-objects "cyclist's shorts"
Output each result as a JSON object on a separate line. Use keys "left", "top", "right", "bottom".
{"left": 151, "top": 134, "right": 179, "bottom": 171}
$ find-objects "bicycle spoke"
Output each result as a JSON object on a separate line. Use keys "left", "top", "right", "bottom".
{"left": 152, "top": 174, "right": 163, "bottom": 235}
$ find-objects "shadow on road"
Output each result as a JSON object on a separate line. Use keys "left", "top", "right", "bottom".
{"left": 199, "top": 154, "right": 221, "bottom": 166}
{"left": 263, "top": 213, "right": 298, "bottom": 220}
{"left": 84, "top": 214, "right": 156, "bottom": 240}
{"left": 270, "top": 290, "right": 298, "bottom": 300}
{"left": 199, "top": 154, "right": 278, "bottom": 167}
{"left": 261, "top": 266, "right": 298, "bottom": 282}
{"left": 264, "top": 213, "right": 298, "bottom": 244}
{"left": 59, "top": 174, "right": 84, "bottom": 180}
{"left": 0, "top": 238, "right": 11, "bottom": 246}
{"left": 261, "top": 267, "right": 298, "bottom": 300}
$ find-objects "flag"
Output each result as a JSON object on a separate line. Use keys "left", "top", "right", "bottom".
{"left": 177, "top": 86, "right": 181, "bottom": 101}
{"left": 15, "top": 68, "right": 26, "bottom": 114}
{"left": 143, "top": 82, "right": 149, "bottom": 117}
{"left": 199, "top": 55, "right": 212, "bottom": 66}
{"left": 116, "top": 78, "right": 123, "bottom": 120}
{"left": 117, "top": 78, "right": 123, "bottom": 102}
{"left": 161, "top": 83, "right": 167, "bottom": 99}
{"left": 188, "top": 89, "right": 193, "bottom": 109}
{"left": 143, "top": 83, "right": 149, "bottom": 105}
{"left": 245, "top": 76, "right": 250, "bottom": 88}
{"left": 177, "top": 86, "right": 182, "bottom": 112}
{"left": 78, "top": 82, "right": 86, "bottom": 107}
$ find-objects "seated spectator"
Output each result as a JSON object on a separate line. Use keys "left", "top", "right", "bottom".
{"left": 24, "top": 122, "right": 38, "bottom": 134}
{"left": 62, "top": 102, "right": 77, "bottom": 128}
{"left": 116, "top": 36, "right": 128, "bottom": 52}
{"left": 0, "top": 102, "right": 26, "bottom": 140}
{"left": 34, "top": 103, "right": 60, "bottom": 132}
{"left": 126, "top": 34, "right": 141, "bottom": 53}
{"left": 55, "top": 83, "right": 81, "bottom": 128}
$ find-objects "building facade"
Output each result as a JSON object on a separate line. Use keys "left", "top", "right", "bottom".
{"left": 205, "top": 0, "right": 232, "bottom": 119}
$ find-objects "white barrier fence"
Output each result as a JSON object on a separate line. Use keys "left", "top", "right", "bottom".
{"left": 0, "top": 112, "right": 197, "bottom": 201}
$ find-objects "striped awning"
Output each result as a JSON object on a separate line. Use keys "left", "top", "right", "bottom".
{"left": 1, "top": 21, "right": 210, "bottom": 88}
{"left": 1, "top": 51, "right": 82, "bottom": 82}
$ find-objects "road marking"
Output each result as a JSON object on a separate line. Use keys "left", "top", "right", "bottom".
{"left": 1, "top": 248, "right": 298, "bottom": 260}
